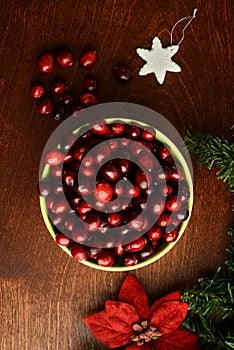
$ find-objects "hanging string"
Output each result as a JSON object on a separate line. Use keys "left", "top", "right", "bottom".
{"left": 170, "top": 8, "right": 198, "bottom": 47}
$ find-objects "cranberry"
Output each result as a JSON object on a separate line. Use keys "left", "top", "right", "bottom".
{"left": 37, "top": 181, "right": 50, "bottom": 197}
{"left": 79, "top": 50, "right": 97, "bottom": 68}
{"left": 53, "top": 103, "right": 68, "bottom": 120}
{"left": 115, "top": 243, "right": 124, "bottom": 256}
{"left": 158, "top": 146, "right": 171, "bottom": 159}
{"left": 86, "top": 246, "right": 103, "bottom": 259}
{"left": 166, "top": 195, "right": 182, "bottom": 212}
{"left": 176, "top": 206, "right": 189, "bottom": 221}
{"left": 77, "top": 200, "right": 92, "bottom": 214}
{"left": 85, "top": 212, "right": 102, "bottom": 232}
{"left": 72, "top": 229, "right": 88, "bottom": 244}
{"left": 64, "top": 215, "right": 77, "bottom": 231}
{"left": 126, "top": 184, "right": 140, "bottom": 198}
{"left": 123, "top": 253, "right": 138, "bottom": 266}
{"left": 71, "top": 244, "right": 88, "bottom": 261}
{"left": 130, "top": 142, "right": 145, "bottom": 156}
{"left": 101, "top": 163, "right": 119, "bottom": 181}
{"left": 37, "top": 51, "right": 55, "bottom": 73}
{"left": 113, "top": 65, "right": 133, "bottom": 82}
{"left": 94, "top": 182, "right": 113, "bottom": 203}
{"left": 50, "top": 165, "right": 62, "bottom": 177}
{"left": 30, "top": 82, "right": 45, "bottom": 99}
{"left": 147, "top": 226, "right": 163, "bottom": 241}
{"left": 141, "top": 127, "right": 156, "bottom": 142}
{"left": 94, "top": 200, "right": 106, "bottom": 211}
{"left": 64, "top": 152, "right": 74, "bottom": 164}
{"left": 60, "top": 92, "right": 74, "bottom": 106}
{"left": 109, "top": 139, "right": 119, "bottom": 152}
{"left": 78, "top": 182, "right": 92, "bottom": 195}
{"left": 97, "top": 251, "right": 116, "bottom": 267}
{"left": 45, "top": 150, "right": 64, "bottom": 166}
{"left": 170, "top": 166, "right": 184, "bottom": 182}
{"left": 139, "top": 242, "right": 155, "bottom": 260}
{"left": 126, "top": 125, "right": 140, "bottom": 139}
{"left": 80, "top": 166, "right": 95, "bottom": 178}
{"left": 133, "top": 195, "right": 147, "bottom": 210}
{"left": 74, "top": 145, "right": 89, "bottom": 162}
{"left": 94, "top": 144, "right": 111, "bottom": 165}
{"left": 52, "top": 198, "right": 68, "bottom": 214}
{"left": 50, "top": 79, "right": 67, "bottom": 94}
{"left": 91, "top": 122, "right": 108, "bottom": 135}
{"left": 157, "top": 212, "right": 171, "bottom": 227}
{"left": 82, "top": 76, "right": 98, "bottom": 92}
{"left": 60, "top": 134, "right": 77, "bottom": 152}
{"left": 108, "top": 213, "right": 123, "bottom": 226}
{"left": 69, "top": 193, "right": 82, "bottom": 207}
{"left": 111, "top": 122, "right": 126, "bottom": 135}
{"left": 56, "top": 49, "right": 74, "bottom": 67}
{"left": 55, "top": 233, "right": 71, "bottom": 246}
{"left": 36, "top": 96, "right": 53, "bottom": 114}
{"left": 120, "top": 138, "right": 130, "bottom": 147}
{"left": 50, "top": 213, "right": 64, "bottom": 226}
{"left": 155, "top": 166, "right": 171, "bottom": 182}
{"left": 81, "top": 155, "right": 93, "bottom": 167}
{"left": 118, "top": 159, "right": 131, "bottom": 176}
{"left": 163, "top": 229, "right": 179, "bottom": 242}
{"left": 80, "top": 92, "right": 98, "bottom": 107}
{"left": 123, "top": 236, "right": 147, "bottom": 252}
{"left": 135, "top": 169, "right": 150, "bottom": 190}
{"left": 138, "top": 152, "right": 155, "bottom": 172}
{"left": 53, "top": 181, "right": 63, "bottom": 195}
{"left": 158, "top": 184, "right": 173, "bottom": 197}
{"left": 46, "top": 196, "right": 54, "bottom": 210}
{"left": 63, "top": 170, "right": 76, "bottom": 186}
{"left": 179, "top": 188, "right": 190, "bottom": 202}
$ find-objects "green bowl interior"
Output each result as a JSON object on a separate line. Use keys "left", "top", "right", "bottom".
{"left": 40, "top": 117, "right": 193, "bottom": 271}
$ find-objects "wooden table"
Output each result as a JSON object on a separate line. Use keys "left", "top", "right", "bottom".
{"left": 0, "top": 1, "right": 233, "bottom": 349}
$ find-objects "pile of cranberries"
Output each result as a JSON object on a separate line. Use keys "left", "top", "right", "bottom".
{"left": 30, "top": 48, "right": 133, "bottom": 120}
{"left": 38, "top": 120, "right": 190, "bottom": 268}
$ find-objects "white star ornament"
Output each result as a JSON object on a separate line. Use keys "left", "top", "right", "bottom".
{"left": 136, "top": 36, "right": 181, "bottom": 84}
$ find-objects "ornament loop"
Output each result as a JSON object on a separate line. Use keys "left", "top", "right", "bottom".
{"left": 170, "top": 8, "right": 198, "bottom": 47}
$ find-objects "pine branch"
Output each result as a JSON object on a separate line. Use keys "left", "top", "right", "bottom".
{"left": 182, "top": 228, "right": 234, "bottom": 349}
{"left": 184, "top": 129, "right": 234, "bottom": 193}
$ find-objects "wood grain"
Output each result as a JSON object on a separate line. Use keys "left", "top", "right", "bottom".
{"left": 0, "top": 0, "right": 233, "bottom": 349}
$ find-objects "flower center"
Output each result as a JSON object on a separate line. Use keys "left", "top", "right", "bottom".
{"left": 130, "top": 320, "right": 162, "bottom": 346}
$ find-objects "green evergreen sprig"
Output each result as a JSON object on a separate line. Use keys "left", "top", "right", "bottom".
{"left": 184, "top": 129, "right": 234, "bottom": 193}
{"left": 182, "top": 227, "right": 234, "bottom": 349}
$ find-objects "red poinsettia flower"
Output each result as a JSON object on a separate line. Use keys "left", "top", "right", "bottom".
{"left": 83, "top": 276, "right": 201, "bottom": 350}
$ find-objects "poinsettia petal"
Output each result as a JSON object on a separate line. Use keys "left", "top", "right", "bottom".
{"left": 149, "top": 291, "right": 181, "bottom": 318}
{"left": 149, "top": 301, "right": 188, "bottom": 333}
{"left": 154, "top": 328, "right": 201, "bottom": 349}
{"left": 118, "top": 276, "right": 150, "bottom": 319}
{"left": 83, "top": 301, "right": 140, "bottom": 348}
{"left": 125, "top": 343, "right": 151, "bottom": 350}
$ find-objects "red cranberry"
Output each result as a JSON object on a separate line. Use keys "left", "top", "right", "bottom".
{"left": 170, "top": 166, "right": 184, "bottom": 182}
{"left": 74, "top": 145, "right": 89, "bottom": 162}
{"left": 91, "top": 122, "right": 109, "bottom": 135}
{"left": 139, "top": 242, "right": 155, "bottom": 260}
{"left": 179, "top": 188, "right": 190, "bottom": 202}
{"left": 133, "top": 195, "right": 147, "bottom": 210}
{"left": 60, "top": 134, "right": 77, "bottom": 152}
{"left": 46, "top": 196, "right": 54, "bottom": 210}
{"left": 79, "top": 50, "right": 97, "bottom": 68}
{"left": 36, "top": 96, "right": 53, "bottom": 114}
{"left": 81, "top": 155, "right": 93, "bottom": 167}
{"left": 94, "top": 144, "right": 111, "bottom": 165}
{"left": 80, "top": 166, "right": 95, "bottom": 178}
{"left": 85, "top": 212, "right": 102, "bottom": 232}
{"left": 45, "top": 150, "right": 64, "bottom": 166}
{"left": 113, "top": 182, "right": 124, "bottom": 197}
{"left": 63, "top": 170, "right": 76, "bottom": 186}
{"left": 30, "top": 82, "right": 45, "bottom": 99}
{"left": 53, "top": 181, "right": 63, "bottom": 195}
{"left": 115, "top": 243, "right": 124, "bottom": 256}
{"left": 77, "top": 200, "right": 92, "bottom": 214}
{"left": 94, "top": 200, "right": 106, "bottom": 211}
{"left": 60, "top": 92, "right": 74, "bottom": 106}
{"left": 71, "top": 244, "right": 88, "bottom": 261}
{"left": 135, "top": 169, "right": 151, "bottom": 190}
{"left": 72, "top": 229, "right": 88, "bottom": 244}
{"left": 147, "top": 226, "right": 163, "bottom": 241}
{"left": 176, "top": 206, "right": 189, "bottom": 221}
{"left": 64, "top": 152, "right": 74, "bottom": 164}
{"left": 111, "top": 122, "right": 126, "bottom": 135}
{"left": 108, "top": 213, "right": 123, "bottom": 226}
{"left": 50, "top": 79, "right": 67, "bottom": 94}
{"left": 130, "top": 142, "right": 145, "bottom": 156}
{"left": 126, "top": 125, "right": 140, "bottom": 139}
{"left": 78, "top": 182, "right": 92, "bottom": 195}
{"left": 141, "top": 127, "right": 156, "bottom": 142}
{"left": 113, "top": 65, "right": 133, "bottom": 82}
{"left": 163, "top": 229, "right": 179, "bottom": 242}
{"left": 53, "top": 103, "right": 68, "bottom": 120}
{"left": 80, "top": 92, "right": 98, "bottom": 107}
{"left": 101, "top": 163, "right": 119, "bottom": 181}
{"left": 94, "top": 182, "right": 113, "bottom": 203}
{"left": 64, "top": 216, "right": 76, "bottom": 231}
{"left": 82, "top": 77, "right": 98, "bottom": 92}
{"left": 118, "top": 159, "right": 131, "bottom": 176}
{"left": 97, "top": 251, "right": 116, "bottom": 267}
{"left": 158, "top": 146, "right": 171, "bottom": 159}
{"left": 123, "top": 236, "right": 147, "bottom": 252}
{"left": 69, "top": 193, "right": 82, "bottom": 207}
{"left": 126, "top": 184, "right": 140, "bottom": 198}
{"left": 56, "top": 49, "right": 74, "bottom": 67}
{"left": 123, "top": 253, "right": 138, "bottom": 266}
{"left": 109, "top": 139, "right": 119, "bottom": 152}
{"left": 37, "top": 51, "right": 55, "bottom": 73}
{"left": 55, "top": 233, "right": 71, "bottom": 246}
{"left": 155, "top": 166, "right": 171, "bottom": 182}
{"left": 120, "top": 138, "right": 130, "bottom": 147}
{"left": 52, "top": 198, "right": 68, "bottom": 214}
{"left": 86, "top": 246, "right": 103, "bottom": 259}
{"left": 50, "top": 165, "right": 62, "bottom": 177}
{"left": 50, "top": 213, "right": 64, "bottom": 226}
{"left": 138, "top": 152, "right": 155, "bottom": 172}
{"left": 157, "top": 212, "right": 171, "bottom": 227}
{"left": 166, "top": 195, "right": 182, "bottom": 212}
{"left": 37, "top": 181, "right": 50, "bottom": 197}
{"left": 158, "top": 184, "right": 173, "bottom": 197}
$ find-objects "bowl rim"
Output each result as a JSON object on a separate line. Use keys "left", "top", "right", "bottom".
{"left": 39, "top": 116, "right": 193, "bottom": 272}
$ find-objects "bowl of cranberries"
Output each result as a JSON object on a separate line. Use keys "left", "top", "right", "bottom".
{"left": 38, "top": 110, "right": 193, "bottom": 271}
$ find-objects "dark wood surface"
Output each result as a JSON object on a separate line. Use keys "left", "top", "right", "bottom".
{"left": 0, "top": 0, "right": 233, "bottom": 349}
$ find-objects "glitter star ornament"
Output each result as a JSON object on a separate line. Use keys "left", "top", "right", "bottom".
{"left": 137, "top": 37, "right": 181, "bottom": 84}
{"left": 137, "top": 9, "right": 198, "bottom": 84}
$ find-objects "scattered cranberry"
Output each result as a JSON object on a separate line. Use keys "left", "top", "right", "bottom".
{"left": 71, "top": 244, "right": 88, "bottom": 261}
{"left": 80, "top": 92, "right": 98, "bottom": 107}
{"left": 30, "top": 82, "right": 45, "bottom": 99}
{"left": 56, "top": 49, "right": 74, "bottom": 67}
{"left": 50, "top": 79, "right": 67, "bottom": 94}
{"left": 60, "top": 92, "right": 74, "bottom": 106}
{"left": 82, "top": 77, "right": 98, "bottom": 92}
{"left": 79, "top": 50, "right": 97, "bottom": 68}
{"left": 113, "top": 65, "right": 133, "bottom": 82}
{"left": 36, "top": 96, "right": 53, "bottom": 114}
{"left": 37, "top": 51, "right": 55, "bottom": 73}
{"left": 53, "top": 103, "right": 68, "bottom": 120}
{"left": 45, "top": 150, "right": 64, "bottom": 166}
{"left": 56, "top": 233, "right": 72, "bottom": 246}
